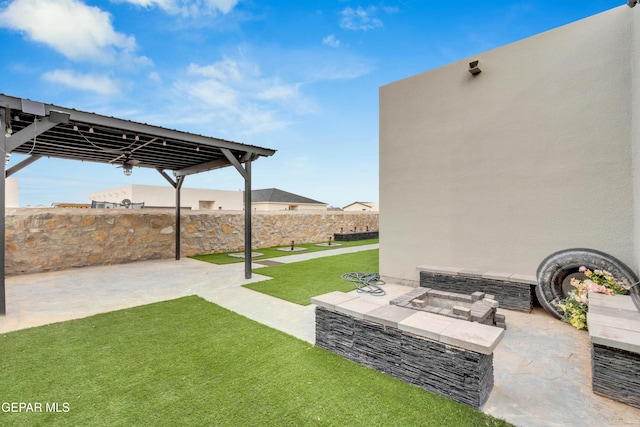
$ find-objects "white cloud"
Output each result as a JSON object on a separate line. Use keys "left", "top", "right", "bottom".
{"left": 340, "top": 6, "right": 382, "bottom": 31}
{"left": 118, "top": 0, "right": 238, "bottom": 17}
{"left": 173, "top": 56, "right": 310, "bottom": 135}
{"left": 187, "top": 59, "right": 243, "bottom": 82}
{"left": 322, "top": 34, "right": 340, "bottom": 48}
{"left": 148, "top": 71, "right": 162, "bottom": 83}
{"left": 42, "top": 69, "right": 121, "bottom": 95}
{"left": 0, "top": 0, "right": 137, "bottom": 62}
{"left": 256, "top": 83, "right": 300, "bottom": 101}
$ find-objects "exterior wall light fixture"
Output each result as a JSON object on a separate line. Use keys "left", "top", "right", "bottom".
{"left": 469, "top": 60, "right": 481, "bottom": 75}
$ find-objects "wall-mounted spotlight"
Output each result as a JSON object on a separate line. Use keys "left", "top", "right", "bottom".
{"left": 469, "top": 60, "right": 481, "bottom": 75}
{"left": 628, "top": 0, "right": 638, "bottom": 8}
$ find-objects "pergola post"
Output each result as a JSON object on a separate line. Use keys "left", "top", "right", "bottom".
{"left": 244, "top": 159, "right": 252, "bottom": 279}
{"left": 1, "top": 109, "right": 6, "bottom": 315}
{"left": 175, "top": 175, "right": 185, "bottom": 260}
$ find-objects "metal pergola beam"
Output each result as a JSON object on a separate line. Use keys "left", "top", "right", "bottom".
{"left": 0, "top": 95, "right": 275, "bottom": 158}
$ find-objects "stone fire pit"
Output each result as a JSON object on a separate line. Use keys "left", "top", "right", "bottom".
{"left": 390, "top": 287, "right": 506, "bottom": 328}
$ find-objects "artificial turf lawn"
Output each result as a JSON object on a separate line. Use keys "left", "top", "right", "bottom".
{"left": 244, "top": 249, "right": 379, "bottom": 305}
{"left": 0, "top": 296, "right": 511, "bottom": 426}
{"left": 190, "top": 238, "right": 378, "bottom": 265}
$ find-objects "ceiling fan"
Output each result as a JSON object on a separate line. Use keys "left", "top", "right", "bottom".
{"left": 116, "top": 151, "right": 141, "bottom": 176}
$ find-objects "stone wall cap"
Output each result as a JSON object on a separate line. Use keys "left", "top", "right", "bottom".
{"left": 363, "top": 305, "right": 417, "bottom": 328}
{"left": 508, "top": 274, "right": 537, "bottom": 285}
{"left": 398, "top": 311, "right": 453, "bottom": 341}
{"left": 589, "top": 323, "right": 640, "bottom": 354}
{"left": 398, "top": 311, "right": 503, "bottom": 354}
{"left": 310, "top": 292, "right": 359, "bottom": 311}
{"left": 458, "top": 269, "right": 485, "bottom": 278}
{"left": 334, "top": 298, "right": 380, "bottom": 319}
{"left": 588, "top": 292, "right": 638, "bottom": 311}
{"left": 438, "top": 320, "right": 504, "bottom": 355}
{"left": 416, "top": 265, "right": 463, "bottom": 275}
{"left": 588, "top": 312, "right": 640, "bottom": 334}
{"left": 482, "top": 271, "right": 512, "bottom": 281}
{"left": 588, "top": 293, "right": 640, "bottom": 353}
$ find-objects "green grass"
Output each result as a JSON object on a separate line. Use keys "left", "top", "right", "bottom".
{"left": 190, "top": 238, "right": 378, "bottom": 264}
{"left": 0, "top": 296, "right": 511, "bottom": 426}
{"left": 245, "top": 249, "right": 379, "bottom": 305}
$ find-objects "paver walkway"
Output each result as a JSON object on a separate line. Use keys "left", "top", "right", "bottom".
{"left": 1, "top": 243, "right": 639, "bottom": 427}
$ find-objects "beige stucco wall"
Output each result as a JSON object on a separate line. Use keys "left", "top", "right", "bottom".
{"left": 5, "top": 209, "right": 378, "bottom": 275}
{"left": 633, "top": 9, "right": 640, "bottom": 276}
{"left": 89, "top": 184, "right": 244, "bottom": 210}
{"left": 380, "top": 6, "right": 636, "bottom": 285}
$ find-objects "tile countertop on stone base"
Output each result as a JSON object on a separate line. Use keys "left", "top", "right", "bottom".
{"left": 311, "top": 291, "right": 504, "bottom": 355}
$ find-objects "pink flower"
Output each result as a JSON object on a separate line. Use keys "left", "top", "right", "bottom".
{"left": 587, "top": 280, "right": 613, "bottom": 295}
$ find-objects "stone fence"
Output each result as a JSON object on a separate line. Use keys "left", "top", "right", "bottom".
{"left": 5, "top": 209, "right": 379, "bottom": 276}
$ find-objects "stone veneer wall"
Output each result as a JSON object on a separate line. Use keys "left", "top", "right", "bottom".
{"left": 5, "top": 209, "right": 378, "bottom": 276}
{"left": 591, "top": 344, "right": 640, "bottom": 409}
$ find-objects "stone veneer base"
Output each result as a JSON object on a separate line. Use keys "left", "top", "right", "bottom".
{"left": 588, "top": 292, "right": 640, "bottom": 409}
{"left": 315, "top": 306, "right": 493, "bottom": 409}
{"left": 591, "top": 344, "right": 640, "bottom": 409}
{"left": 419, "top": 271, "right": 533, "bottom": 312}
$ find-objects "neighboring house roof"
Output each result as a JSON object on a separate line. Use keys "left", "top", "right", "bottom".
{"left": 344, "top": 201, "right": 378, "bottom": 209}
{"left": 251, "top": 188, "right": 326, "bottom": 205}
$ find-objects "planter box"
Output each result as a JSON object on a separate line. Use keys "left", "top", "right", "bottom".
{"left": 333, "top": 231, "right": 379, "bottom": 241}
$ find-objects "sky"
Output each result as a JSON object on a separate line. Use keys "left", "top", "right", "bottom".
{"left": 0, "top": 0, "right": 627, "bottom": 208}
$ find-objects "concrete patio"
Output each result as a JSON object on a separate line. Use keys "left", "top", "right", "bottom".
{"left": 1, "top": 244, "right": 639, "bottom": 427}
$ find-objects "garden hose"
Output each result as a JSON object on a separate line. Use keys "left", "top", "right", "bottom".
{"left": 341, "top": 272, "right": 386, "bottom": 296}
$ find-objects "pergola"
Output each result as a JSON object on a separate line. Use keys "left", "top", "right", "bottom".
{"left": 0, "top": 93, "right": 276, "bottom": 315}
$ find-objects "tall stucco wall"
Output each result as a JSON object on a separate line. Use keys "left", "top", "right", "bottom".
{"left": 633, "top": 8, "right": 640, "bottom": 277}
{"left": 4, "top": 209, "right": 378, "bottom": 275}
{"left": 380, "top": 6, "right": 635, "bottom": 285}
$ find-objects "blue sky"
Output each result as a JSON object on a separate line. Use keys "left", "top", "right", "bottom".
{"left": 0, "top": 0, "right": 625, "bottom": 207}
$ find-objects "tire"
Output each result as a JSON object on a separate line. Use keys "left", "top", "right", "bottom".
{"left": 535, "top": 248, "right": 638, "bottom": 319}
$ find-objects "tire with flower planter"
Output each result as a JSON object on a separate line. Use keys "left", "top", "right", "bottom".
{"left": 535, "top": 248, "right": 639, "bottom": 319}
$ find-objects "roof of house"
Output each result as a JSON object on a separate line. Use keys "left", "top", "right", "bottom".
{"left": 344, "top": 201, "right": 378, "bottom": 209}
{"left": 251, "top": 188, "right": 326, "bottom": 205}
